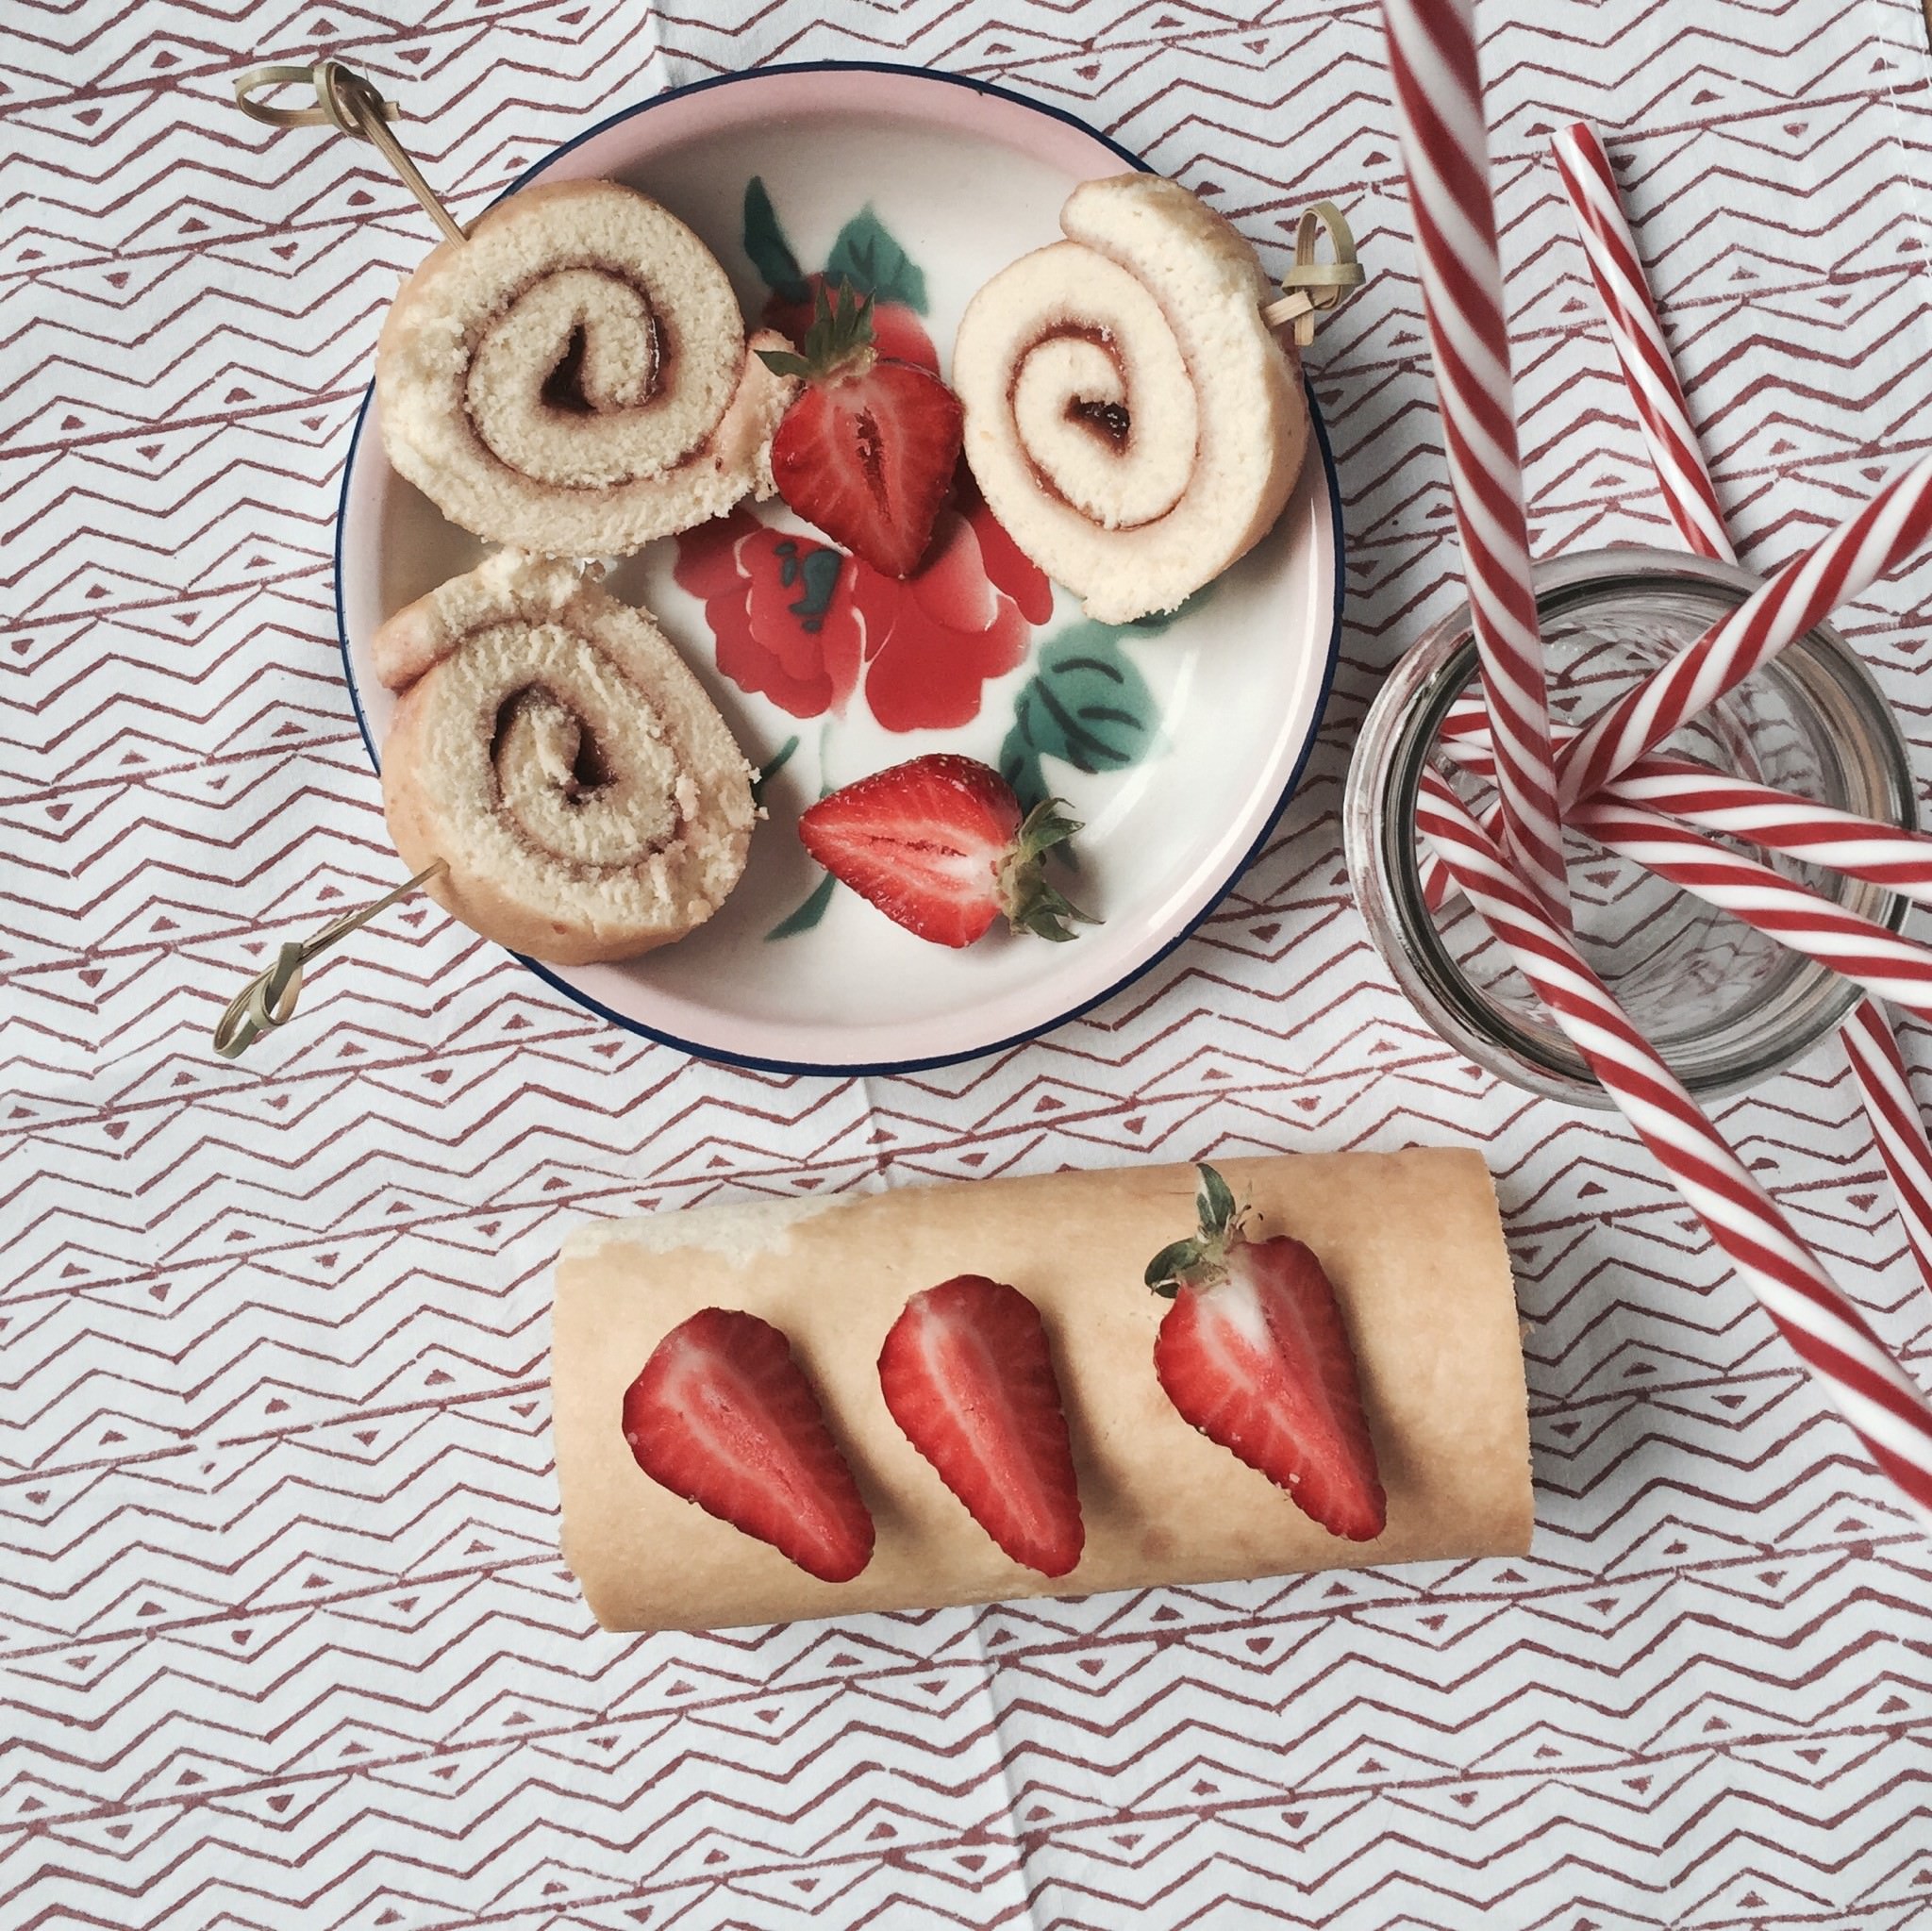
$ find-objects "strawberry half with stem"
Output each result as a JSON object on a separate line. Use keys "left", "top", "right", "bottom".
{"left": 1147, "top": 1166, "right": 1387, "bottom": 1542}
{"left": 758, "top": 283, "right": 965, "bottom": 578}
{"left": 878, "top": 1275, "right": 1085, "bottom": 1577}
{"left": 622, "top": 1307, "right": 875, "bottom": 1583}
{"left": 798, "top": 753, "right": 1096, "bottom": 948}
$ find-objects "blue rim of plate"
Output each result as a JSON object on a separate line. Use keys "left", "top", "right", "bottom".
{"left": 331, "top": 58, "right": 1347, "bottom": 1079}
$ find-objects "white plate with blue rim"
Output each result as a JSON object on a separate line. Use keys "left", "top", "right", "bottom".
{"left": 334, "top": 60, "right": 1343, "bottom": 1075}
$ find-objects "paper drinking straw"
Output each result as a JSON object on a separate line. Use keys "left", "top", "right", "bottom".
{"left": 1416, "top": 764, "right": 1932, "bottom": 1529}
{"left": 1557, "top": 453, "right": 1932, "bottom": 807}
{"left": 1406, "top": 116, "right": 1932, "bottom": 1474}
{"left": 1440, "top": 726, "right": 1932, "bottom": 907}
{"left": 1844, "top": 1000, "right": 1932, "bottom": 1290}
{"left": 1423, "top": 452, "right": 1932, "bottom": 907}
{"left": 1548, "top": 121, "right": 1734, "bottom": 563}
{"left": 1567, "top": 792, "right": 1932, "bottom": 1013}
{"left": 1379, "top": 0, "right": 1571, "bottom": 922}
{"left": 1541, "top": 125, "right": 1932, "bottom": 1271}
{"left": 1598, "top": 754, "right": 1932, "bottom": 906}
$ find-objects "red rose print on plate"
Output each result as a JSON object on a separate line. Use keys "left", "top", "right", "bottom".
{"left": 674, "top": 474, "right": 1049, "bottom": 732}
{"left": 673, "top": 512, "right": 862, "bottom": 720}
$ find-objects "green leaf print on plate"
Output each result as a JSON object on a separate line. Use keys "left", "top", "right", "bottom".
{"left": 824, "top": 208, "right": 927, "bottom": 311}
{"left": 997, "top": 606, "right": 1181, "bottom": 813}
{"left": 741, "top": 178, "right": 809, "bottom": 302}
{"left": 766, "top": 871, "right": 838, "bottom": 941}
{"left": 742, "top": 179, "right": 928, "bottom": 312}
{"left": 750, "top": 734, "right": 800, "bottom": 808}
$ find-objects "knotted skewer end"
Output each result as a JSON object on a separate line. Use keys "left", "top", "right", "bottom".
{"left": 233, "top": 58, "right": 466, "bottom": 246}
{"left": 212, "top": 859, "right": 448, "bottom": 1060}
{"left": 1262, "top": 200, "right": 1366, "bottom": 345}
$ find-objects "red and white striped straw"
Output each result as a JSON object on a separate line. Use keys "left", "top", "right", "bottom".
{"left": 1440, "top": 725, "right": 1932, "bottom": 906}
{"left": 1601, "top": 753, "right": 1932, "bottom": 905}
{"left": 1844, "top": 1001, "right": 1932, "bottom": 1289}
{"left": 1557, "top": 452, "right": 1932, "bottom": 806}
{"left": 1417, "top": 764, "right": 1932, "bottom": 1528}
{"left": 1539, "top": 125, "right": 1932, "bottom": 1289}
{"left": 1548, "top": 123, "right": 1734, "bottom": 564}
{"left": 1379, "top": 0, "right": 1570, "bottom": 923}
{"left": 1422, "top": 453, "right": 1932, "bottom": 906}
{"left": 1568, "top": 792, "right": 1932, "bottom": 1012}
{"left": 1433, "top": 120, "right": 1932, "bottom": 1356}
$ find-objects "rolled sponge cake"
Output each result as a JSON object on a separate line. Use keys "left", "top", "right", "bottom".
{"left": 377, "top": 179, "right": 796, "bottom": 557}
{"left": 375, "top": 550, "right": 756, "bottom": 965}
{"left": 952, "top": 173, "right": 1309, "bottom": 623}
{"left": 553, "top": 1148, "right": 1533, "bottom": 1633}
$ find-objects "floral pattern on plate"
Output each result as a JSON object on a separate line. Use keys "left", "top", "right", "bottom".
{"left": 674, "top": 178, "right": 1173, "bottom": 937}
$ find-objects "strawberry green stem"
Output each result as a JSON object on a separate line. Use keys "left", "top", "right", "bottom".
{"left": 1144, "top": 1163, "right": 1251, "bottom": 1298}
{"left": 757, "top": 281, "right": 878, "bottom": 384}
{"left": 998, "top": 796, "right": 1098, "bottom": 943}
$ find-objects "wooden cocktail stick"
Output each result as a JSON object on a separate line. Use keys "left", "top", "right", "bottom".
{"left": 235, "top": 59, "right": 467, "bottom": 245}
{"left": 222, "top": 63, "right": 465, "bottom": 1062}
{"left": 212, "top": 862, "right": 447, "bottom": 1060}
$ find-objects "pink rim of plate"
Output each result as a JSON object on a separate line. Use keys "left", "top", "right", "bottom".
{"left": 332, "top": 60, "right": 1345, "bottom": 1075}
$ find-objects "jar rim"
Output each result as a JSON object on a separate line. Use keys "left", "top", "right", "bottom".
{"left": 1342, "top": 545, "right": 1918, "bottom": 1107}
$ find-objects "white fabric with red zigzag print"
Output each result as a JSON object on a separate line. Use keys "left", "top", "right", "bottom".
{"left": 4, "top": 1, "right": 1932, "bottom": 1925}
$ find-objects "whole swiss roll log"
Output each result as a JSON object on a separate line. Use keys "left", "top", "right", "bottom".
{"left": 553, "top": 1149, "right": 1534, "bottom": 1634}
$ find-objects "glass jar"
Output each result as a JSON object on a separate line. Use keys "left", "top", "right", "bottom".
{"left": 1343, "top": 546, "right": 1918, "bottom": 1106}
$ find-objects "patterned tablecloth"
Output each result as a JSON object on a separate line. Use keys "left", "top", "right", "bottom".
{"left": 8, "top": 2, "right": 1932, "bottom": 1925}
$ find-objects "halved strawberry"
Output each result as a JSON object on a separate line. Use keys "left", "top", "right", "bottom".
{"left": 758, "top": 284, "right": 965, "bottom": 578}
{"left": 622, "top": 1307, "right": 875, "bottom": 1583}
{"left": 797, "top": 753, "right": 1095, "bottom": 948}
{"left": 878, "top": 1275, "right": 1084, "bottom": 1576}
{"left": 1147, "top": 1167, "right": 1387, "bottom": 1541}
